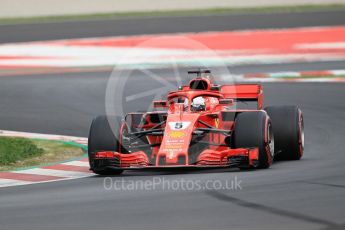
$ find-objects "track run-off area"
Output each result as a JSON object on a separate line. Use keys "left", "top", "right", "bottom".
{"left": 0, "top": 26, "right": 344, "bottom": 77}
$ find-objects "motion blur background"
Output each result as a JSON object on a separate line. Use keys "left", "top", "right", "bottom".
{"left": 1, "top": 0, "right": 344, "bottom": 18}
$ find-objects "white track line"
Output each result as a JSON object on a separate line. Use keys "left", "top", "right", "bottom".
{"left": 17, "top": 168, "right": 93, "bottom": 178}
{"left": 0, "top": 179, "right": 29, "bottom": 188}
{"left": 331, "top": 70, "right": 345, "bottom": 75}
{"left": 0, "top": 129, "right": 88, "bottom": 143}
{"left": 62, "top": 161, "right": 90, "bottom": 167}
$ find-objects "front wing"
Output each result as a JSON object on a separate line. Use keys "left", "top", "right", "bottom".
{"left": 92, "top": 148, "right": 259, "bottom": 170}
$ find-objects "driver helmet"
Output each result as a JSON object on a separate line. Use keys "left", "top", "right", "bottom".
{"left": 191, "top": 96, "right": 206, "bottom": 111}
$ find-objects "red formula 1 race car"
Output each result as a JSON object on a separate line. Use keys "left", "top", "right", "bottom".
{"left": 88, "top": 69, "right": 304, "bottom": 175}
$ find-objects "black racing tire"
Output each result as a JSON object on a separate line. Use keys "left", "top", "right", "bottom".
{"left": 265, "top": 106, "right": 304, "bottom": 160}
{"left": 233, "top": 111, "right": 274, "bottom": 169}
{"left": 88, "top": 115, "right": 126, "bottom": 175}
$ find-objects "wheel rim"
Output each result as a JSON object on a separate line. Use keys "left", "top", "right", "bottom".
{"left": 120, "top": 124, "right": 130, "bottom": 153}
{"left": 268, "top": 122, "right": 274, "bottom": 157}
{"left": 300, "top": 114, "right": 304, "bottom": 151}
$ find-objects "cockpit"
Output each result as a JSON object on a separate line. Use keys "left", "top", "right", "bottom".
{"left": 168, "top": 93, "right": 220, "bottom": 112}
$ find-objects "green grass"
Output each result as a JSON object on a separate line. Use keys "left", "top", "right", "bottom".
{"left": 0, "top": 137, "right": 43, "bottom": 165}
{"left": 0, "top": 137, "right": 85, "bottom": 171}
{"left": 0, "top": 4, "right": 344, "bottom": 25}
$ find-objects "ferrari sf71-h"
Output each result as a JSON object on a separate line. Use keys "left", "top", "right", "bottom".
{"left": 88, "top": 69, "right": 304, "bottom": 175}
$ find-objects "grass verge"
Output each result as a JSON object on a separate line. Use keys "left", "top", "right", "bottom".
{"left": 0, "top": 4, "right": 344, "bottom": 25}
{"left": 0, "top": 137, "right": 86, "bottom": 171}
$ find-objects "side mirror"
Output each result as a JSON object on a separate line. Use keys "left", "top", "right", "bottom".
{"left": 153, "top": 100, "right": 168, "bottom": 108}
{"left": 219, "top": 99, "right": 234, "bottom": 105}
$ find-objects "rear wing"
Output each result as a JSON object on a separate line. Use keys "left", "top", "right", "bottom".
{"left": 220, "top": 84, "right": 263, "bottom": 109}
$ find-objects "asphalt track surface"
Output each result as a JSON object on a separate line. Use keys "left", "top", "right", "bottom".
{"left": 1, "top": 10, "right": 345, "bottom": 43}
{"left": 0, "top": 10, "right": 345, "bottom": 230}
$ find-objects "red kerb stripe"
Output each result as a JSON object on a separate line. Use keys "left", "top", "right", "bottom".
{"left": 0, "top": 172, "right": 64, "bottom": 182}
{"left": 42, "top": 164, "right": 90, "bottom": 173}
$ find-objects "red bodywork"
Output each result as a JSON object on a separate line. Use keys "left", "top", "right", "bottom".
{"left": 94, "top": 76, "right": 265, "bottom": 169}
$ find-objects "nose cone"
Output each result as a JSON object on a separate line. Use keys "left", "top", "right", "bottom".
{"left": 157, "top": 113, "right": 199, "bottom": 165}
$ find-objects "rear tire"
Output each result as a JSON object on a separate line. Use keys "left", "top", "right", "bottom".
{"left": 233, "top": 111, "right": 273, "bottom": 169}
{"left": 88, "top": 115, "right": 126, "bottom": 175}
{"left": 265, "top": 106, "right": 304, "bottom": 160}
